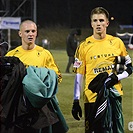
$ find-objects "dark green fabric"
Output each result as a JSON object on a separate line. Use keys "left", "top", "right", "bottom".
{"left": 22, "top": 66, "right": 58, "bottom": 108}
{"left": 109, "top": 88, "right": 124, "bottom": 133}
{"left": 49, "top": 97, "right": 69, "bottom": 133}
{"left": 88, "top": 72, "right": 124, "bottom": 133}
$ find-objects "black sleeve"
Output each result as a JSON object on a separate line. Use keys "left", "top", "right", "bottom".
{"left": 125, "top": 63, "right": 133, "bottom": 75}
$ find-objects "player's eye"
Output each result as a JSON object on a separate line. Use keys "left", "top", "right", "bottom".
{"left": 25, "top": 30, "right": 30, "bottom": 33}
{"left": 32, "top": 30, "right": 36, "bottom": 33}
{"left": 93, "top": 19, "right": 97, "bottom": 22}
{"left": 99, "top": 19, "right": 104, "bottom": 22}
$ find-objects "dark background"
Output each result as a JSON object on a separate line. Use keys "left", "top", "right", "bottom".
{"left": 0, "top": 0, "right": 133, "bottom": 49}
{"left": 1, "top": 0, "right": 132, "bottom": 28}
{"left": 37, "top": 0, "right": 133, "bottom": 28}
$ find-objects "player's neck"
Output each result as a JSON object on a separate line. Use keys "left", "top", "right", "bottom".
{"left": 22, "top": 43, "right": 36, "bottom": 50}
{"left": 93, "top": 33, "right": 106, "bottom": 40}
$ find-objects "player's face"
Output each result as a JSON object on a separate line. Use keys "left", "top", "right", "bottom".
{"left": 19, "top": 22, "right": 37, "bottom": 46}
{"left": 91, "top": 14, "right": 109, "bottom": 35}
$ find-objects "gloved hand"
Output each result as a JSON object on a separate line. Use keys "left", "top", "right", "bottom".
{"left": 105, "top": 73, "right": 118, "bottom": 89}
{"left": 115, "top": 56, "right": 125, "bottom": 64}
{"left": 71, "top": 100, "right": 82, "bottom": 120}
{"left": 115, "top": 64, "right": 127, "bottom": 74}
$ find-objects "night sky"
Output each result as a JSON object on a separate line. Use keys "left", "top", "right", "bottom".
{"left": 1, "top": 0, "right": 133, "bottom": 28}
{"left": 37, "top": 0, "right": 133, "bottom": 28}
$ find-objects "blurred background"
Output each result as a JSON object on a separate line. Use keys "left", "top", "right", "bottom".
{"left": 0, "top": 1, "right": 133, "bottom": 132}
{"left": 0, "top": 0, "right": 133, "bottom": 49}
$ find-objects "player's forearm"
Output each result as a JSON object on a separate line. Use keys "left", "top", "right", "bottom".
{"left": 74, "top": 73, "right": 83, "bottom": 100}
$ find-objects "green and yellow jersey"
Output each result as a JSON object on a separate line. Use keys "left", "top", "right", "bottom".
{"left": 6, "top": 45, "right": 62, "bottom": 83}
{"left": 73, "top": 34, "right": 128, "bottom": 103}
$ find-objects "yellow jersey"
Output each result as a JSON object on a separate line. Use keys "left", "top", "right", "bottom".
{"left": 74, "top": 34, "right": 128, "bottom": 103}
{"left": 6, "top": 45, "right": 62, "bottom": 83}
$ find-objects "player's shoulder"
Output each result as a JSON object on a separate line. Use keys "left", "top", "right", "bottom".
{"left": 36, "top": 45, "right": 52, "bottom": 55}
{"left": 11, "top": 46, "right": 22, "bottom": 51}
{"left": 79, "top": 36, "right": 92, "bottom": 47}
{"left": 6, "top": 46, "right": 21, "bottom": 56}
{"left": 106, "top": 34, "right": 122, "bottom": 42}
{"left": 76, "top": 36, "right": 92, "bottom": 55}
{"left": 35, "top": 45, "right": 43, "bottom": 51}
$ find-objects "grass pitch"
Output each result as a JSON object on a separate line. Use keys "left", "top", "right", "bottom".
{"left": 50, "top": 49, "right": 133, "bottom": 133}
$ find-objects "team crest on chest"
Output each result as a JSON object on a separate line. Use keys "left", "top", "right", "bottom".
{"left": 36, "top": 52, "right": 41, "bottom": 56}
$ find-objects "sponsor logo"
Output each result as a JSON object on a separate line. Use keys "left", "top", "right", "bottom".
{"left": 90, "top": 53, "right": 114, "bottom": 60}
{"left": 93, "top": 62, "right": 114, "bottom": 74}
{"left": 73, "top": 58, "right": 82, "bottom": 68}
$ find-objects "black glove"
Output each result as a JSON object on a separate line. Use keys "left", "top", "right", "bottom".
{"left": 105, "top": 73, "right": 118, "bottom": 89}
{"left": 115, "top": 56, "right": 125, "bottom": 64}
{"left": 114, "top": 56, "right": 126, "bottom": 74}
{"left": 115, "top": 64, "right": 127, "bottom": 74}
{"left": 71, "top": 100, "right": 82, "bottom": 120}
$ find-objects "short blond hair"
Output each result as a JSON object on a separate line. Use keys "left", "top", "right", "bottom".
{"left": 19, "top": 20, "right": 37, "bottom": 30}
{"left": 90, "top": 7, "right": 109, "bottom": 21}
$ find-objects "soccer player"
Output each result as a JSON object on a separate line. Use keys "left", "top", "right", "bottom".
{"left": 5, "top": 20, "right": 63, "bottom": 133}
{"left": 6, "top": 20, "right": 62, "bottom": 82}
{"left": 71, "top": 7, "right": 132, "bottom": 133}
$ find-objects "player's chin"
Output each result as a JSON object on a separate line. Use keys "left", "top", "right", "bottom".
{"left": 27, "top": 42, "right": 33, "bottom": 46}
{"left": 96, "top": 30, "right": 102, "bottom": 34}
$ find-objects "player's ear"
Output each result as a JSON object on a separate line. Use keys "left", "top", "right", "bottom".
{"left": 106, "top": 21, "right": 109, "bottom": 27}
{"left": 18, "top": 30, "right": 22, "bottom": 37}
